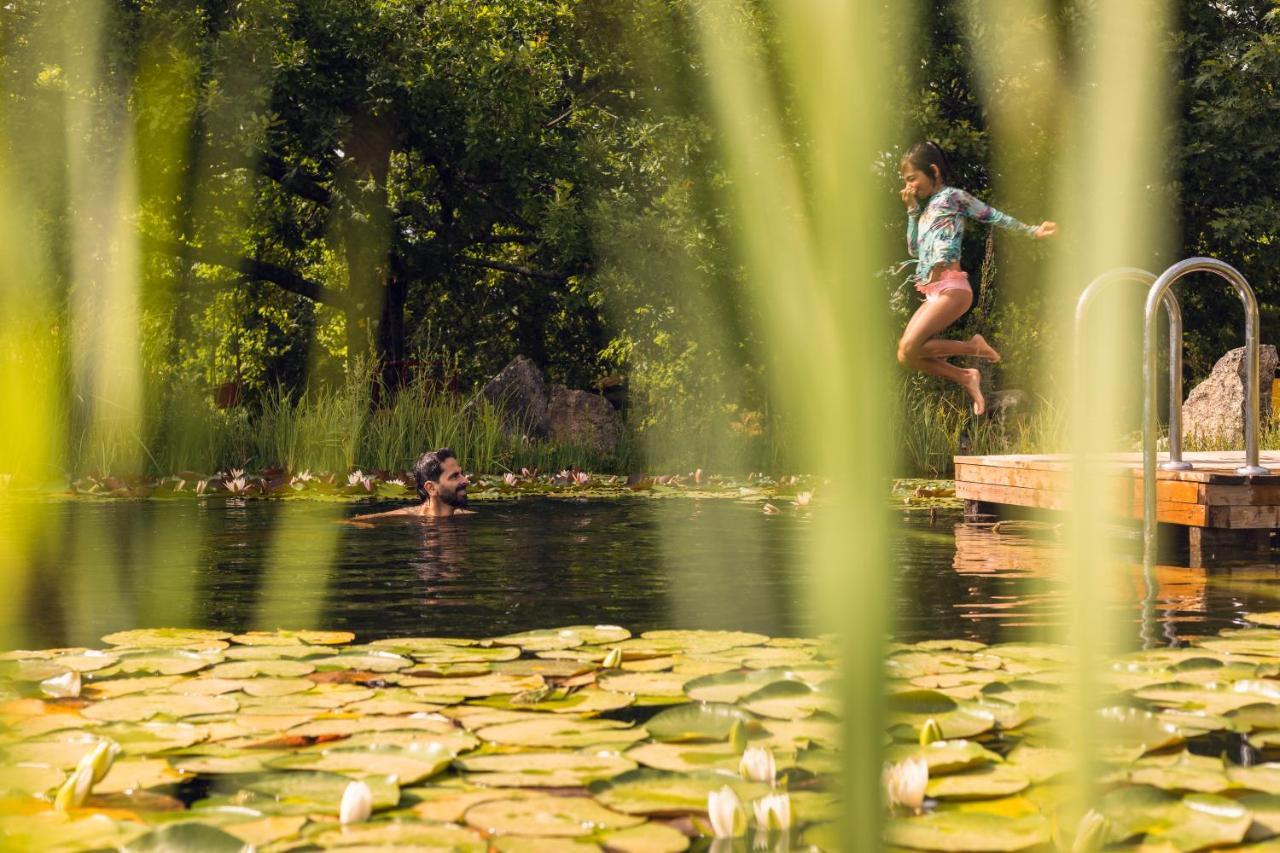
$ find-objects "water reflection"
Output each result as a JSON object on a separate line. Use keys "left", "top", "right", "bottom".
{"left": 7, "top": 500, "right": 1280, "bottom": 651}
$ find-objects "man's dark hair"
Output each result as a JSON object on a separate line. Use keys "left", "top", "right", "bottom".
{"left": 413, "top": 447, "right": 456, "bottom": 500}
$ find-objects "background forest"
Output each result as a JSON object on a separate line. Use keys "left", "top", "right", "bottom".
{"left": 0, "top": 0, "right": 1276, "bottom": 477}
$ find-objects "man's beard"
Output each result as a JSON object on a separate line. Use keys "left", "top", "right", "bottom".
{"left": 441, "top": 486, "right": 468, "bottom": 509}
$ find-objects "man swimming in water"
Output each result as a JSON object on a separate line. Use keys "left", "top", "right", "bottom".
{"left": 352, "top": 447, "right": 472, "bottom": 520}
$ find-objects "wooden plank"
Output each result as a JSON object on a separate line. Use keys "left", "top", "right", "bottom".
{"left": 1203, "top": 484, "right": 1280, "bottom": 507}
{"left": 958, "top": 480, "right": 1209, "bottom": 525}
{"left": 954, "top": 464, "right": 1067, "bottom": 492}
{"left": 1128, "top": 480, "right": 1203, "bottom": 505}
{"left": 1207, "top": 505, "right": 1280, "bottom": 529}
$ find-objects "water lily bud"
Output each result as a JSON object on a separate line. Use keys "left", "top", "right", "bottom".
{"left": 728, "top": 719, "right": 748, "bottom": 754}
{"left": 706, "top": 785, "right": 747, "bottom": 838}
{"left": 738, "top": 746, "right": 776, "bottom": 785}
{"left": 340, "top": 780, "right": 373, "bottom": 824}
{"left": 40, "top": 670, "right": 80, "bottom": 699}
{"left": 54, "top": 761, "right": 94, "bottom": 811}
{"left": 918, "top": 717, "right": 943, "bottom": 745}
{"left": 883, "top": 756, "right": 928, "bottom": 814}
{"left": 83, "top": 738, "right": 121, "bottom": 784}
{"left": 1071, "top": 809, "right": 1109, "bottom": 852}
{"left": 752, "top": 792, "right": 792, "bottom": 830}
{"left": 601, "top": 647, "right": 623, "bottom": 669}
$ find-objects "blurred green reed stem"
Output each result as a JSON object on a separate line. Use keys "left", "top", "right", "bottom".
{"left": 254, "top": 503, "right": 344, "bottom": 633}
{"left": 689, "top": 0, "right": 900, "bottom": 845}
{"left": 1060, "top": 0, "right": 1171, "bottom": 832}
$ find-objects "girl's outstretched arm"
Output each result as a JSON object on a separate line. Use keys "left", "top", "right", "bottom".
{"left": 955, "top": 189, "right": 1040, "bottom": 238}
{"left": 906, "top": 205, "right": 920, "bottom": 256}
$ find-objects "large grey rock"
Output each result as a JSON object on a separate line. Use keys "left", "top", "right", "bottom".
{"left": 546, "top": 384, "right": 624, "bottom": 455}
{"left": 475, "top": 355, "right": 550, "bottom": 436}
{"left": 1181, "top": 345, "right": 1278, "bottom": 444}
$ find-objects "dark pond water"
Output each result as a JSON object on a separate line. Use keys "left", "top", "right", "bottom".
{"left": 2, "top": 498, "right": 1279, "bottom": 649}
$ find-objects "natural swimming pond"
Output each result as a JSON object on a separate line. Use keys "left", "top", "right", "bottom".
{"left": 6, "top": 497, "right": 1280, "bottom": 650}
{"left": 9, "top": 498, "right": 1280, "bottom": 851}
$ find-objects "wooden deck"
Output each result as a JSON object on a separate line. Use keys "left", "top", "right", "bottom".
{"left": 954, "top": 451, "right": 1280, "bottom": 530}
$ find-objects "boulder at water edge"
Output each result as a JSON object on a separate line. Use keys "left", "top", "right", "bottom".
{"left": 547, "top": 385, "right": 624, "bottom": 455}
{"left": 1181, "top": 344, "right": 1278, "bottom": 444}
{"left": 475, "top": 355, "right": 551, "bottom": 436}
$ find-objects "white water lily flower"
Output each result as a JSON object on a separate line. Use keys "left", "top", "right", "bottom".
{"left": 601, "top": 647, "right": 623, "bottom": 669}
{"left": 229, "top": 468, "right": 245, "bottom": 480}
{"left": 707, "top": 785, "right": 747, "bottom": 838}
{"left": 883, "top": 756, "right": 928, "bottom": 814}
{"left": 195, "top": 479, "right": 208, "bottom": 496}
{"left": 574, "top": 471, "right": 590, "bottom": 484}
{"left": 339, "top": 779, "right": 373, "bottom": 824}
{"left": 738, "top": 746, "right": 776, "bottom": 785}
{"left": 347, "top": 470, "right": 366, "bottom": 487}
{"left": 762, "top": 503, "right": 779, "bottom": 515}
{"left": 40, "top": 670, "right": 80, "bottom": 699}
{"left": 793, "top": 491, "right": 813, "bottom": 507}
{"left": 54, "top": 760, "right": 94, "bottom": 810}
{"left": 83, "top": 738, "right": 120, "bottom": 784}
{"left": 753, "top": 792, "right": 792, "bottom": 830}
{"left": 503, "top": 472, "right": 518, "bottom": 486}
{"left": 1072, "top": 809, "right": 1109, "bottom": 851}
{"left": 226, "top": 477, "right": 248, "bottom": 495}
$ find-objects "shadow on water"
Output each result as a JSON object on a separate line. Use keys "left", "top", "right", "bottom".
{"left": 7, "top": 498, "right": 1280, "bottom": 649}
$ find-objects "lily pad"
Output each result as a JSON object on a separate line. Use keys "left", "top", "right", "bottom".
{"left": 241, "top": 770, "right": 400, "bottom": 812}
{"left": 484, "top": 688, "right": 635, "bottom": 715}
{"left": 490, "top": 626, "right": 631, "bottom": 652}
{"left": 309, "top": 651, "right": 413, "bottom": 673}
{"left": 493, "top": 837, "right": 601, "bottom": 852}
{"left": 683, "top": 668, "right": 802, "bottom": 703}
{"left": 230, "top": 630, "right": 353, "bottom": 646}
{"left": 625, "top": 741, "right": 754, "bottom": 774}
{"left": 1147, "top": 793, "right": 1253, "bottom": 851}
{"left": 885, "top": 812, "right": 1051, "bottom": 851}
{"left": 267, "top": 743, "right": 453, "bottom": 784}
{"left": 884, "top": 740, "right": 1003, "bottom": 776}
{"left": 465, "top": 795, "right": 644, "bottom": 836}
{"left": 406, "top": 673, "right": 545, "bottom": 698}
{"left": 597, "top": 672, "right": 690, "bottom": 698}
{"left": 113, "top": 650, "right": 215, "bottom": 676}
{"left": 83, "top": 693, "right": 239, "bottom": 722}
{"left": 1129, "top": 751, "right": 1230, "bottom": 793}
{"left": 102, "top": 628, "right": 231, "bottom": 648}
{"left": 596, "top": 820, "right": 690, "bottom": 852}
{"left": 206, "top": 659, "right": 316, "bottom": 679}
{"left": 477, "top": 717, "right": 649, "bottom": 749}
{"left": 644, "top": 703, "right": 756, "bottom": 742}
{"left": 304, "top": 819, "right": 487, "bottom": 851}
{"left": 458, "top": 751, "right": 637, "bottom": 787}
{"left": 925, "top": 764, "right": 1030, "bottom": 800}
{"left": 589, "top": 769, "right": 768, "bottom": 815}
{"left": 97, "top": 757, "right": 194, "bottom": 793}
{"left": 0, "top": 763, "right": 65, "bottom": 794}
{"left": 123, "top": 822, "right": 251, "bottom": 852}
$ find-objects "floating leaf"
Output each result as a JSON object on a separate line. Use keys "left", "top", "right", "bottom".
{"left": 0, "top": 763, "right": 64, "bottom": 794}
{"left": 268, "top": 743, "right": 453, "bottom": 784}
{"left": 206, "top": 660, "right": 316, "bottom": 679}
{"left": 645, "top": 703, "right": 757, "bottom": 742}
{"left": 458, "top": 751, "right": 637, "bottom": 787}
{"left": 625, "top": 741, "right": 758, "bottom": 774}
{"left": 96, "top": 758, "right": 193, "bottom": 793}
{"left": 597, "top": 672, "right": 690, "bottom": 698}
{"left": 885, "top": 812, "right": 1051, "bottom": 851}
{"left": 102, "top": 629, "right": 231, "bottom": 649}
{"left": 925, "top": 764, "right": 1030, "bottom": 800}
{"left": 683, "top": 668, "right": 801, "bottom": 703}
{"left": 490, "top": 626, "right": 631, "bottom": 652}
{"left": 83, "top": 693, "right": 238, "bottom": 722}
{"left": 464, "top": 795, "right": 644, "bottom": 836}
{"left": 241, "top": 770, "right": 400, "bottom": 813}
{"left": 884, "top": 740, "right": 1003, "bottom": 776}
{"left": 492, "top": 837, "right": 601, "bottom": 852}
{"left": 309, "top": 652, "right": 412, "bottom": 673}
{"left": 410, "top": 787, "right": 545, "bottom": 822}
{"left": 477, "top": 717, "right": 649, "bottom": 749}
{"left": 1129, "top": 751, "right": 1230, "bottom": 793}
{"left": 589, "top": 769, "right": 768, "bottom": 816}
{"left": 1146, "top": 793, "right": 1252, "bottom": 851}
{"left": 406, "top": 673, "right": 544, "bottom": 698}
{"left": 596, "top": 820, "right": 690, "bottom": 852}
{"left": 230, "top": 630, "right": 353, "bottom": 646}
{"left": 122, "top": 822, "right": 251, "bottom": 852}
{"left": 304, "top": 819, "right": 487, "bottom": 850}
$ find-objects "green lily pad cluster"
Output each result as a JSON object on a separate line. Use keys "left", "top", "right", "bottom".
{"left": 883, "top": 617, "right": 1280, "bottom": 851}
{"left": 52, "top": 468, "right": 825, "bottom": 505}
{"left": 0, "top": 625, "right": 838, "bottom": 851}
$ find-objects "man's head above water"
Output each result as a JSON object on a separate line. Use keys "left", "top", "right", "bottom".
{"left": 412, "top": 447, "right": 469, "bottom": 512}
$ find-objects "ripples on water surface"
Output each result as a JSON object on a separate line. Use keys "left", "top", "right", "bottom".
{"left": 4, "top": 499, "right": 1279, "bottom": 648}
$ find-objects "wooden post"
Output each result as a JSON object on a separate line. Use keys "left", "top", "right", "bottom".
{"left": 1187, "top": 527, "right": 1272, "bottom": 568}
{"left": 963, "top": 499, "right": 998, "bottom": 522}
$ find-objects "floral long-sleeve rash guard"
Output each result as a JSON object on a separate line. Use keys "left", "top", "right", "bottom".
{"left": 907, "top": 186, "right": 1037, "bottom": 283}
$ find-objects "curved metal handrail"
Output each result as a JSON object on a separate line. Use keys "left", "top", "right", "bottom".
{"left": 1143, "top": 257, "right": 1266, "bottom": 569}
{"left": 1074, "top": 267, "right": 1189, "bottom": 471}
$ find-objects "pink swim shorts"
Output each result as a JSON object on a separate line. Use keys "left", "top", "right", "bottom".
{"left": 915, "top": 269, "right": 971, "bottom": 301}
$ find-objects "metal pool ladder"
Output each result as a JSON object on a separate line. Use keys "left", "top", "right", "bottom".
{"left": 1141, "top": 257, "right": 1267, "bottom": 569}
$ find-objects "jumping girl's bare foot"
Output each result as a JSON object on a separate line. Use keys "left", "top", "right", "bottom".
{"left": 960, "top": 368, "right": 986, "bottom": 416}
{"left": 970, "top": 334, "right": 1001, "bottom": 363}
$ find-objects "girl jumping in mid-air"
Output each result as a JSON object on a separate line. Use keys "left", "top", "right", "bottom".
{"left": 896, "top": 141, "right": 1056, "bottom": 415}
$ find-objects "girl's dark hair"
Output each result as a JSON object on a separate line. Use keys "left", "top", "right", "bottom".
{"left": 901, "top": 141, "right": 950, "bottom": 184}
